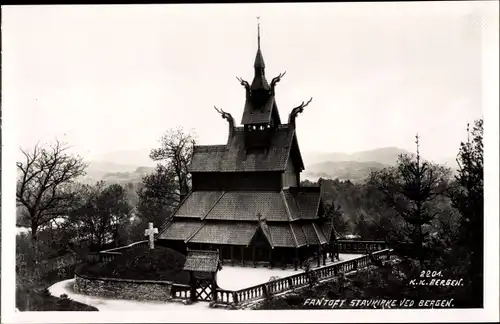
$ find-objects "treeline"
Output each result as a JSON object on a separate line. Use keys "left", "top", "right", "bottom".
{"left": 298, "top": 120, "right": 483, "bottom": 308}
{"left": 16, "top": 127, "right": 196, "bottom": 285}
{"left": 16, "top": 120, "right": 483, "bottom": 308}
{"left": 302, "top": 166, "right": 460, "bottom": 243}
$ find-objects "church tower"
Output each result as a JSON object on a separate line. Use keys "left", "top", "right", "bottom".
{"left": 157, "top": 22, "right": 335, "bottom": 271}
{"left": 239, "top": 22, "right": 283, "bottom": 149}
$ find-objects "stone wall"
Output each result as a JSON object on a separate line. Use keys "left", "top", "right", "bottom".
{"left": 74, "top": 273, "right": 173, "bottom": 301}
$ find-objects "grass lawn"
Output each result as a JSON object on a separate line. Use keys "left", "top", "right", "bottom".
{"left": 77, "top": 246, "right": 190, "bottom": 284}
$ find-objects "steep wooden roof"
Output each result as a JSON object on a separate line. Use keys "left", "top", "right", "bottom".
{"left": 189, "top": 125, "right": 304, "bottom": 173}
{"left": 160, "top": 218, "right": 328, "bottom": 248}
{"left": 174, "top": 191, "right": 224, "bottom": 218}
{"left": 157, "top": 219, "right": 203, "bottom": 241}
{"left": 240, "top": 95, "right": 278, "bottom": 125}
{"left": 158, "top": 186, "right": 328, "bottom": 248}
{"left": 183, "top": 250, "right": 220, "bottom": 272}
{"left": 168, "top": 188, "right": 320, "bottom": 222}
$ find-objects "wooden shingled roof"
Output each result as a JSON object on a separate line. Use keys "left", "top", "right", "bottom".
{"left": 188, "top": 125, "right": 302, "bottom": 173}
{"left": 165, "top": 188, "right": 321, "bottom": 222}
{"left": 240, "top": 95, "right": 277, "bottom": 125}
{"left": 183, "top": 250, "right": 220, "bottom": 272}
{"left": 156, "top": 186, "right": 328, "bottom": 248}
{"left": 159, "top": 220, "right": 329, "bottom": 249}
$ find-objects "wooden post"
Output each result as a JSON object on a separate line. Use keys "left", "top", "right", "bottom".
{"left": 212, "top": 272, "right": 217, "bottom": 301}
{"left": 233, "top": 291, "right": 239, "bottom": 305}
{"left": 262, "top": 284, "right": 269, "bottom": 299}
{"left": 294, "top": 248, "right": 298, "bottom": 271}
{"left": 317, "top": 246, "right": 321, "bottom": 267}
{"left": 268, "top": 248, "right": 273, "bottom": 269}
{"left": 241, "top": 246, "right": 245, "bottom": 266}
{"left": 189, "top": 271, "right": 196, "bottom": 302}
{"left": 322, "top": 246, "right": 327, "bottom": 266}
{"left": 230, "top": 246, "right": 234, "bottom": 266}
{"left": 252, "top": 246, "right": 256, "bottom": 268}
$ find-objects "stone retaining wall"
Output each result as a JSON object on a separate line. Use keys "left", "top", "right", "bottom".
{"left": 74, "top": 272, "right": 173, "bottom": 301}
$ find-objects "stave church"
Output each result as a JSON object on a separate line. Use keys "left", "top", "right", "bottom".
{"left": 157, "top": 25, "right": 337, "bottom": 269}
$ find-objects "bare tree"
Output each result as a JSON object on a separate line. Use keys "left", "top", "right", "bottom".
{"left": 16, "top": 140, "right": 87, "bottom": 261}
{"left": 149, "top": 127, "right": 197, "bottom": 199}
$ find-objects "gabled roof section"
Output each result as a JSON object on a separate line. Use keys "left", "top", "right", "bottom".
{"left": 248, "top": 221, "right": 274, "bottom": 249}
{"left": 175, "top": 191, "right": 224, "bottom": 218}
{"left": 186, "top": 222, "right": 258, "bottom": 246}
{"left": 283, "top": 187, "right": 322, "bottom": 220}
{"left": 204, "top": 191, "right": 290, "bottom": 221}
{"left": 157, "top": 219, "right": 204, "bottom": 241}
{"left": 302, "top": 223, "right": 320, "bottom": 245}
{"left": 288, "top": 186, "right": 322, "bottom": 219}
{"left": 240, "top": 95, "right": 276, "bottom": 125}
{"left": 189, "top": 125, "right": 295, "bottom": 172}
{"left": 183, "top": 250, "right": 220, "bottom": 272}
{"left": 321, "top": 219, "right": 337, "bottom": 243}
{"left": 289, "top": 131, "right": 305, "bottom": 172}
{"left": 268, "top": 224, "right": 297, "bottom": 248}
{"left": 290, "top": 223, "right": 307, "bottom": 247}
{"left": 312, "top": 223, "right": 327, "bottom": 245}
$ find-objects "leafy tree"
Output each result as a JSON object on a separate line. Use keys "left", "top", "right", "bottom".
{"left": 354, "top": 213, "right": 371, "bottom": 239}
{"left": 324, "top": 202, "right": 349, "bottom": 236}
{"left": 70, "top": 181, "right": 132, "bottom": 251}
{"left": 302, "top": 259, "right": 318, "bottom": 288}
{"left": 149, "top": 127, "right": 197, "bottom": 198}
{"left": 136, "top": 164, "right": 179, "bottom": 229}
{"left": 16, "top": 141, "right": 87, "bottom": 262}
{"left": 367, "top": 135, "right": 451, "bottom": 266}
{"left": 449, "top": 119, "right": 484, "bottom": 306}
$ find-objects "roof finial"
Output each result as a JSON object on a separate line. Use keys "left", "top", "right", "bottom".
{"left": 257, "top": 16, "right": 261, "bottom": 50}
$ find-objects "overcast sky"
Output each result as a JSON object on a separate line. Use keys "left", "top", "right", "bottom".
{"left": 3, "top": 2, "right": 494, "bottom": 166}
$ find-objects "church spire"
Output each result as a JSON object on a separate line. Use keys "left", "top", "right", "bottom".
{"left": 258, "top": 18, "right": 261, "bottom": 49}
{"left": 251, "top": 17, "right": 269, "bottom": 90}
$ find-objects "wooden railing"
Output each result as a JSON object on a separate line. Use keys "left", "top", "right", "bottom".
{"left": 216, "top": 249, "right": 393, "bottom": 305}
{"left": 336, "top": 240, "right": 388, "bottom": 253}
{"left": 215, "top": 288, "right": 235, "bottom": 304}
{"left": 171, "top": 283, "right": 191, "bottom": 300}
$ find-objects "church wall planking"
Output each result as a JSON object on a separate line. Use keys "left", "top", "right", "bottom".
{"left": 192, "top": 172, "right": 282, "bottom": 191}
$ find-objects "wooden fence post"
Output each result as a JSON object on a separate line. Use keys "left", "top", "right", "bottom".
{"left": 233, "top": 291, "right": 239, "bottom": 305}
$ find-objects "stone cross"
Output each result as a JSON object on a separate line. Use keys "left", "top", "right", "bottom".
{"left": 145, "top": 222, "right": 158, "bottom": 249}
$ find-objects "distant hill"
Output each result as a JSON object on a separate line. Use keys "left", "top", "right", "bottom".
{"left": 82, "top": 162, "right": 154, "bottom": 185}
{"left": 81, "top": 146, "right": 454, "bottom": 185}
{"left": 303, "top": 147, "right": 412, "bottom": 166}
{"left": 301, "top": 147, "right": 457, "bottom": 182}
{"left": 303, "top": 160, "right": 389, "bottom": 183}
{"left": 301, "top": 147, "right": 411, "bottom": 182}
